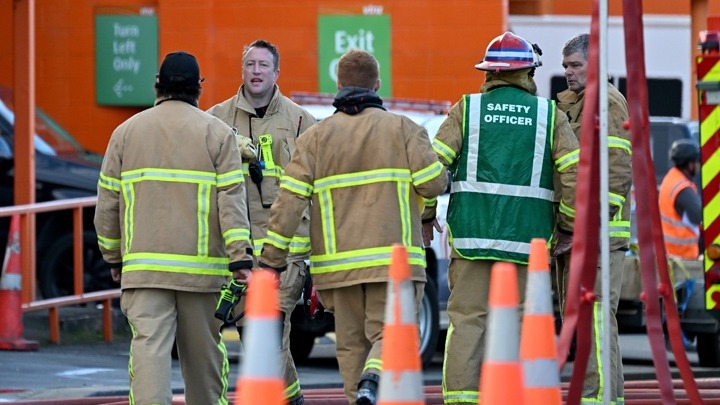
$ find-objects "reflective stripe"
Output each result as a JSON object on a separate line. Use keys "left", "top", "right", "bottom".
{"left": 314, "top": 169, "right": 411, "bottom": 192}
{"left": 284, "top": 380, "right": 301, "bottom": 399}
{"left": 560, "top": 200, "right": 576, "bottom": 218}
{"left": 608, "top": 136, "right": 632, "bottom": 154}
{"left": 241, "top": 318, "right": 281, "bottom": 379}
{"left": 531, "top": 97, "right": 549, "bottom": 188}
{"left": 591, "top": 302, "right": 606, "bottom": 403}
{"left": 664, "top": 234, "right": 699, "bottom": 245}
{"left": 311, "top": 246, "right": 425, "bottom": 274}
{"left": 608, "top": 192, "right": 625, "bottom": 207}
{"left": 556, "top": 149, "right": 580, "bottom": 172}
{"left": 319, "top": 189, "right": 336, "bottom": 254}
{"left": 216, "top": 169, "right": 244, "bottom": 187}
{"left": 123, "top": 252, "right": 229, "bottom": 275}
{"left": 413, "top": 161, "right": 445, "bottom": 186}
{"left": 485, "top": 307, "right": 520, "bottom": 362}
{"left": 289, "top": 236, "right": 311, "bottom": 255}
{"left": 122, "top": 183, "right": 135, "bottom": 253}
{"left": 609, "top": 220, "right": 631, "bottom": 238}
{"left": 241, "top": 162, "right": 283, "bottom": 179}
{"left": 466, "top": 94, "right": 481, "bottom": 181}
{"left": 97, "top": 235, "right": 121, "bottom": 250}
{"left": 197, "top": 183, "right": 210, "bottom": 256}
{"left": 0, "top": 273, "right": 20, "bottom": 290}
{"left": 451, "top": 181, "right": 554, "bottom": 201}
{"left": 661, "top": 214, "right": 687, "bottom": 228}
{"left": 424, "top": 197, "right": 438, "bottom": 207}
{"left": 378, "top": 371, "right": 424, "bottom": 400}
{"left": 398, "top": 182, "right": 412, "bottom": 246}
{"left": 443, "top": 391, "right": 479, "bottom": 403}
{"left": 280, "top": 176, "right": 313, "bottom": 197}
{"left": 223, "top": 228, "right": 251, "bottom": 244}
{"left": 99, "top": 173, "right": 121, "bottom": 191}
{"left": 122, "top": 168, "right": 217, "bottom": 184}
{"left": 364, "top": 358, "right": 383, "bottom": 372}
{"left": 433, "top": 139, "right": 456, "bottom": 164}
{"left": 266, "top": 230, "right": 292, "bottom": 250}
{"left": 523, "top": 359, "right": 561, "bottom": 388}
{"left": 451, "top": 237, "right": 531, "bottom": 255}
{"left": 524, "top": 272, "right": 553, "bottom": 315}
{"left": 385, "top": 279, "right": 417, "bottom": 325}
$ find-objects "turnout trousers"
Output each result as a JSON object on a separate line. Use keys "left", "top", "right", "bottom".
{"left": 121, "top": 288, "right": 229, "bottom": 405}
{"left": 318, "top": 281, "right": 423, "bottom": 404}
{"left": 442, "top": 258, "right": 528, "bottom": 405}
{"left": 556, "top": 250, "right": 626, "bottom": 405}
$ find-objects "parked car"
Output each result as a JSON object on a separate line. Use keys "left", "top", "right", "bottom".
{"left": 0, "top": 86, "right": 108, "bottom": 299}
{"left": 288, "top": 93, "right": 451, "bottom": 367}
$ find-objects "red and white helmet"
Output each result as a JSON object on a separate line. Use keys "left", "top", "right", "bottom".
{"left": 475, "top": 32, "right": 542, "bottom": 73}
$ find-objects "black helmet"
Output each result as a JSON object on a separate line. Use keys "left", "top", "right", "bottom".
{"left": 669, "top": 139, "right": 700, "bottom": 165}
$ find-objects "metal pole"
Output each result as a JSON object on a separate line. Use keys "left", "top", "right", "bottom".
{"left": 598, "top": 0, "right": 612, "bottom": 404}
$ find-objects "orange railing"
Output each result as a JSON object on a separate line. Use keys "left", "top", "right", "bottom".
{"left": 0, "top": 197, "right": 121, "bottom": 344}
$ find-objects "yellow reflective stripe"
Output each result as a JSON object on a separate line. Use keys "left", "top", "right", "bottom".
{"left": 99, "top": 173, "right": 121, "bottom": 191}
{"left": 608, "top": 136, "right": 632, "bottom": 154}
{"left": 266, "top": 230, "right": 292, "bottom": 250}
{"left": 197, "top": 184, "right": 210, "bottom": 255}
{"left": 284, "top": 380, "right": 301, "bottom": 399}
{"left": 314, "top": 168, "right": 411, "bottom": 192}
{"left": 289, "top": 236, "right": 311, "bottom": 255}
{"left": 608, "top": 192, "right": 625, "bottom": 207}
{"left": 364, "top": 358, "right": 383, "bottom": 372}
{"left": 121, "top": 168, "right": 216, "bottom": 184}
{"left": 218, "top": 335, "right": 230, "bottom": 405}
{"left": 311, "top": 246, "right": 425, "bottom": 274}
{"left": 97, "top": 234, "right": 120, "bottom": 250}
{"left": 443, "top": 391, "right": 480, "bottom": 403}
{"left": 280, "top": 176, "right": 313, "bottom": 197}
{"left": 609, "top": 220, "right": 630, "bottom": 237}
{"left": 559, "top": 199, "right": 576, "bottom": 218}
{"left": 413, "top": 161, "right": 445, "bottom": 186}
{"left": 122, "top": 183, "right": 135, "bottom": 253}
{"left": 424, "top": 196, "right": 437, "bottom": 207}
{"left": 319, "top": 189, "right": 336, "bottom": 254}
{"left": 223, "top": 228, "right": 251, "bottom": 244}
{"left": 592, "top": 302, "right": 606, "bottom": 403}
{"left": 123, "top": 252, "right": 229, "bottom": 275}
{"left": 556, "top": 149, "right": 579, "bottom": 172}
{"left": 432, "top": 138, "right": 456, "bottom": 165}
{"left": 216, "top": 169, "right": 244, "bottom": 187}
{"left": 398, "top": 182, "right": 412, "bottom": 246}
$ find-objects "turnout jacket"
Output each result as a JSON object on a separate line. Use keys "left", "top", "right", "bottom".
{"left": 94, "top": 99, "right": 254, "bottom": 292}
{"left": 430, "top": 77, "right": 580, "bottom": 264}
{"left": 207, "top": 85, "right": 316, "bottom": 261}
{"left": 260, "top": 106, "right": 448, "bottom": 289}
{"left": 557, "top": 84, "right": 633, "bottom": 251}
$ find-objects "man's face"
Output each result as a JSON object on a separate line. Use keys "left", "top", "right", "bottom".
{"left": 242, "top": 47, "right": 278, "bottom": 99}
{"left": 562, "top": 52, "right": 588, "bottom": 94}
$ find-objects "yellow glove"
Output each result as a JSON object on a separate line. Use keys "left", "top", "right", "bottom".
{"left": 237, "top": 135, "right": 257, "bottom": 159}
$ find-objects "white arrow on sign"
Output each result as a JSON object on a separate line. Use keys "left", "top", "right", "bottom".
{"left": 113, "top": 78, "right": 134, "bottom": 98}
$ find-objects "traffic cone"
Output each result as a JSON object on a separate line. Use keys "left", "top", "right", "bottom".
{"left": 479, "top": 262, "right": 523, "bottom": 405}
{"left": 377, "top": 244, "right": 424, "bottom": 405}
{"left": 0, "top": 215, "right": 39, "bottom": 351}
{"left": 520, "top": 238, "right": 561, "bottom": 405}
{"left": 234, "top": 269, "right": 284, "bottom": 405}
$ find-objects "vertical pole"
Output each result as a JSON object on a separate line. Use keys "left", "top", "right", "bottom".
{"left": 13, "top": 0, "right": 36, "bottom": 304}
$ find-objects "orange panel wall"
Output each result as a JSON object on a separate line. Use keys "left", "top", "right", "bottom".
{"left": 1, "top": 0, "right": 505, "bottom": 154}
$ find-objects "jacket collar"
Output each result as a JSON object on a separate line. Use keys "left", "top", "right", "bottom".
{"left": 234, "top": 84, "right": 282, "bottom": 116}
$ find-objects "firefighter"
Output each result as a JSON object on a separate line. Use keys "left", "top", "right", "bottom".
{"left": 424, "top": 32, "right": 579, "bottom": 405}
{"left": 260, "top": 49, "right": 448, "bottom": 405}
{"left": 207, "top": 39, "right": 316, "bottom": 405}
{"left": 659, "top": 139, "right": 702, "bottom": 259}
{"left": 554, "top": 33, "right": 633, "bottom": 404}
{"left": 94, "top": 51, "right": 254, "bottom": 405}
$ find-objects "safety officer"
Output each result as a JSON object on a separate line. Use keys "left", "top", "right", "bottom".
{"left": 94, "top": 51, "right": 254, "bottom": 405}
{"left": 424, "top": 32, "right": 580, "bottom": 404}
{"left": 207, "top": 39, "right": 316, "bottom": 405}
{"left": 260, "top": 49, "right": 448, "bottom": 405}
{"left": 659, "top": 139, "right": 702, "bottom": 259}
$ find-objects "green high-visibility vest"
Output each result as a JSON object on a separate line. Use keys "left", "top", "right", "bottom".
{"left": 447, "top": 87, "right": 555, "bottom": 264}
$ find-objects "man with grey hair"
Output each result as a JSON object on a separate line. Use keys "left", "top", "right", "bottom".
{"left": 554, "top": 32, "right": 632, "bottom": 405}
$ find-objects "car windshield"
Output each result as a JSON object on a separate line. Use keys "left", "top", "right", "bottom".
{"left": 0, "top": 87, "right": 86, "bottom": 156}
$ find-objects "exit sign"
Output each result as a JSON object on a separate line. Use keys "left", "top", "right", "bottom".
{"left": 95, "top": 15, "right": 158, "bottom": 106}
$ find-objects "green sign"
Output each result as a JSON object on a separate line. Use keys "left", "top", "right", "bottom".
{"left": 95, "top": 15, "right": 158, "bottom": 106}
{"left": 318, "top": 15, "right": 392, "bottom": 97}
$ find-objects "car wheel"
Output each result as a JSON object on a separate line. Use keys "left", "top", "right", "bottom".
{"left": 38, "top": 231, "right": 111, "bottom": 298}
{"left": 419, "top": 276, "right": 440, "bottom": 368}
{"left": 290, "top": 328, "right": 316, "bottom": 364}
{"left": 697, "top": 331, "right": 720, "bottom": 367}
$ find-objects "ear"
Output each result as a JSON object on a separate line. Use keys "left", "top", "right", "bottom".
{"left": 373, "top": 79, "right": 381, "bottom": 92}
{"left": 337, "top": 81, "right": 343, "bottom": 91}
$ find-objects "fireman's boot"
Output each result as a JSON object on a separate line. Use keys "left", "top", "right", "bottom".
{"left": 356, "top": 373, "right": 379, "bottom": 405}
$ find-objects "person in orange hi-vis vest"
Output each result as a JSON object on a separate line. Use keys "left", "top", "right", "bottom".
{"left": 659, "top": 139, "right": 702, "bottom": 259}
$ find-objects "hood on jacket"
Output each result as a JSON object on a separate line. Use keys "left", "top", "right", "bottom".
{"left": 480, "top": 68, "right": 538, "bottom": 95}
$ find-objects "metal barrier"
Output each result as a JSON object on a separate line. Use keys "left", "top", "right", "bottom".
{"left": 0, "top": 197, "right": 121, "bottom": 344}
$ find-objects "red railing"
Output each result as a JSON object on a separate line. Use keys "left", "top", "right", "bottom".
{"left": 0, "top": 197, "right": 120, "bottom": 344}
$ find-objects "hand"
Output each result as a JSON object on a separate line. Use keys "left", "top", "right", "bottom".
{"left": 237, "top": 135, "right": 257, "bottom": 159}
{"left": 552, "top": 233, "right": 573, "bottom": 257}
{"left": 422, "top": 219, "right": 442, "bottom": 247}
{"left": 111, "top": 267, "right": 121, "bottom": 283}
{"left": 232, "top": 268, "right": 252, "bottom": 284}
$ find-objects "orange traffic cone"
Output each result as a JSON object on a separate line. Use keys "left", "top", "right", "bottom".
{"left": 0, "top": 215, "right": 38, "bottom": 351}
{"left": 479, "top": 262, "right": 523, "bottom": 405}
{"left": 377, "top": 244, "right": 424, "bottom": 405}
{"left": 234, "top": 269, "right": 284, "bottom": 405}
{"left": 520, "top": 239, "right": 561, "bottom": 405}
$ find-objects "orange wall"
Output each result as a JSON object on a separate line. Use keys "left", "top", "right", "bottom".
{"left": 0, "top": 0, "right": 505, "bottom": 155}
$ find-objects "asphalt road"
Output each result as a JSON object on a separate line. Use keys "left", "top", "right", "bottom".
{"left": 0, "top": 308, "right": 717, "bottom": 403}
